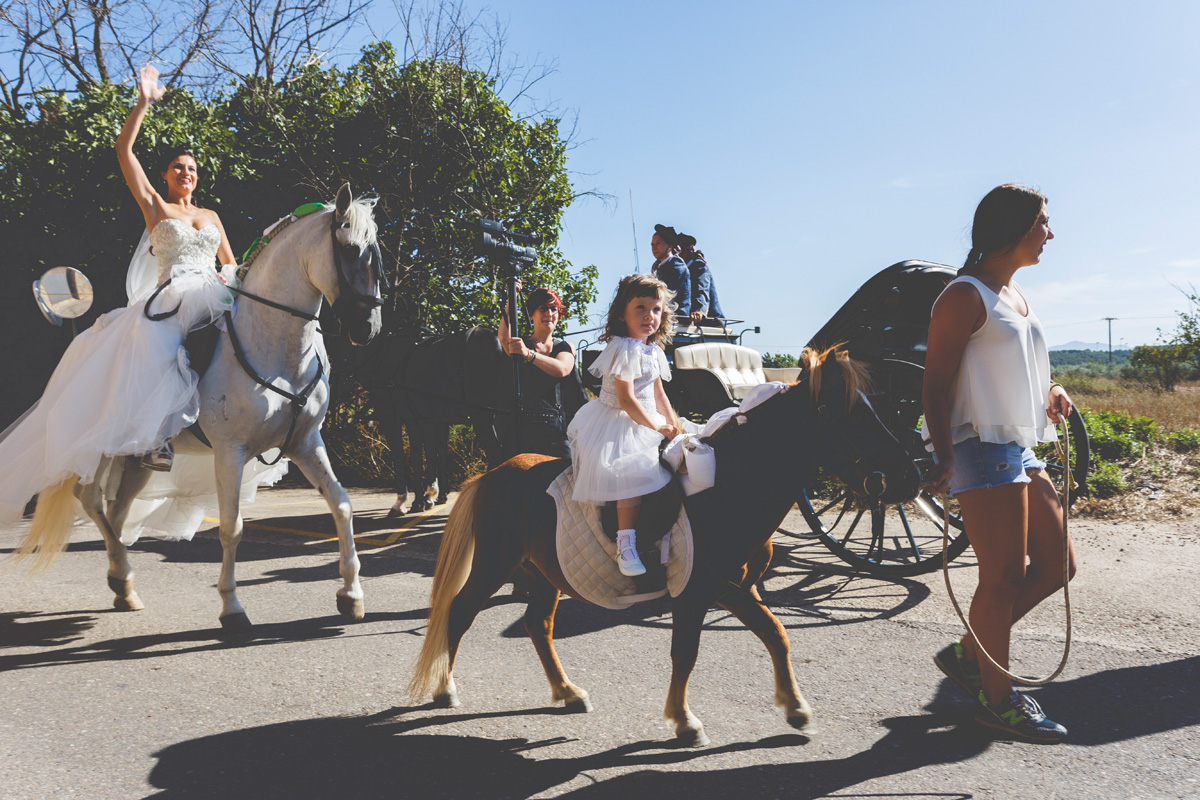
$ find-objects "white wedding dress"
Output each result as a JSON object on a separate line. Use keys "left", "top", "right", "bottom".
{"left": 0, "top": 219, "right": 287, "bottom": 542}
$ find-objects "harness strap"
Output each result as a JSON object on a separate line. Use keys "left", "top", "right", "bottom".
{"left": 143, "top": 277, "right": 182, "bottom": 321}
{"left": 223, "top": 309, "right": 325, "bottom": 465}
{"left": 228, "top": 285, "right": 321, "bottom": 321}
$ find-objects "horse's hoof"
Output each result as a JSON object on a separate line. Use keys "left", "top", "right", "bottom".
{"left": 107, "top": 576, "right": 144, "bottom": 611}
{"left": 387, "top": 506, "right": 407, "bottom": 518}
{"left": 220, "top": 611, "right": 252, "bottom": 631}
{"left": 676, "top": 727, "right": 710, "bottom": 748}
{"left": 787, "top": 710, "right": 817, "bottom": 736}
{"left": 432, "top": 691, "right": 461, "bottom": 708}
{"left": 337, "top": 594, "right": 365, "bottom": 621}
{"left": 563, "top": 696, "right": 593, "bottom": 714}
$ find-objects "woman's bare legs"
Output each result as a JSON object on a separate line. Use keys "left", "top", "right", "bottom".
{"left": 956, "top": 469, "right": 1076, "bottom": 703}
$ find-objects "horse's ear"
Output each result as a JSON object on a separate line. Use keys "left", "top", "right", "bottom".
{"left": 335, "top": 183, "right": 353, "bottom": 217}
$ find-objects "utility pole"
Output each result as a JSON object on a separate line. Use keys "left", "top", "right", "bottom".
{"left": 629, "top": 190, "right": 640, "bottom": 274}
{"left": 1103, "top": 317, "right": 1118, "bottom": 365}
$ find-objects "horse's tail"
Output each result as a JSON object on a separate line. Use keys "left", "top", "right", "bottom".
{"left": 16, "top": 476, "right": 80, "bottom": 572}
{"left": 409, "top": 474, "right": 483, "bottom": 702}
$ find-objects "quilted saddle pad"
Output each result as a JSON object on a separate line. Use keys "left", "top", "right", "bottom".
{"left": 547, "top": 466, "right": 693, "bottom": 611}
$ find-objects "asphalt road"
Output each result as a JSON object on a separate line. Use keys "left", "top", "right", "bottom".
{"left": 1, "top": 486, "right": 1197, "bottom": 799}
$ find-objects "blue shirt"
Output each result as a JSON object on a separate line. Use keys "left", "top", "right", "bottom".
{"left": 652, "top": 255, "right": 691, "bottom": 319}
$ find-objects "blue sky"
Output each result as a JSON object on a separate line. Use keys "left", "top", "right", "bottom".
{"left": 457, "top": 1, "right": 1199, "bottom": 354}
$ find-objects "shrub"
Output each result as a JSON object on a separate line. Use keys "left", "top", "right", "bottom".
{"left": 1082, "top": 409, "right": 1141, "bottom": 461}
{"left": 1088, "top": 458, "right": 1128, "bottom": 498}
{"left": 1166, "top": 428, "right": 1200, "bottom": 453}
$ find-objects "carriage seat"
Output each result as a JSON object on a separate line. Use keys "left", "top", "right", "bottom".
{"left": 673, "top": 343, "right": 767, "bottom": 402}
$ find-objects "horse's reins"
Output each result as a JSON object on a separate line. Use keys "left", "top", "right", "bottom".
{"left": 940, "top": 417, "right": 1073, "bottom": 686}
{"left": 143, "top": 204, "right": 381, "bottom": 465}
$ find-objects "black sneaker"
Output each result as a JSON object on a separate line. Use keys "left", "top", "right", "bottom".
{"left": 974, "top": 690, "right": 1068, "bottom": 743}
{"left": 934, "top": 641, "right": 982, "bottom": 699}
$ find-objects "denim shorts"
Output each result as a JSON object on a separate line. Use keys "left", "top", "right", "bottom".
{"left": 939, "top": 437, "right": 1047, "bottom": 497}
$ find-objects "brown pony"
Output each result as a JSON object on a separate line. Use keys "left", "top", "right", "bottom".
{"left": 409, "top": 345, "right": 921, "bottom": 746}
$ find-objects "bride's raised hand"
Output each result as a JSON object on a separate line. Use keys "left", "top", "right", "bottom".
{"left": 138, "top": 65, "right": 165, "bottom": 103}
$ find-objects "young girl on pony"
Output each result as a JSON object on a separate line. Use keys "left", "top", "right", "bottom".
{"left": 567, "top": 274, "right": 680, "bottom": 576}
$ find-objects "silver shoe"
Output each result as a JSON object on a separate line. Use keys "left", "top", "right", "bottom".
{"left": 141, "top": 439, "right": 174, "bottom": 472}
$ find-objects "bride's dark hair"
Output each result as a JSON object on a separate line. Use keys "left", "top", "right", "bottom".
{"left": 156, "top": 147, "right": 200, "bottom": 192}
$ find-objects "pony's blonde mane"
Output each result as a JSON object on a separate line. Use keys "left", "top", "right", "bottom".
{"left": 799, "top": 344, "right": 871, "bottom": 408}
{"left": 703, "top": 344, "right": 869, "bottom": 443}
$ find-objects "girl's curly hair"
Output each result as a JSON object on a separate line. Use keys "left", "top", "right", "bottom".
{"left": 600, "top": 273, "right": 676, "bottom": 348}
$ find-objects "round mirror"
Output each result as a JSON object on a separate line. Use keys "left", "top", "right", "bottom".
{"left": 32, "top": 267, "right": 94, "bottom": 325}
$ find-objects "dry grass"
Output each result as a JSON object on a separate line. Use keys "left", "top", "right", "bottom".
{"left": 1065, "top": 379, "right": 1200, "bottom": 433}
{"left": 1075, "top": 445, "right": 1200, "bottom": 520}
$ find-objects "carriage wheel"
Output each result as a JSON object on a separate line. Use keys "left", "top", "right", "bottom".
{"left": 795, "top": 360, "right": 1090, "bottom": 576}
{"left": 796, "top": 360, "right": 970, "bottom": 576}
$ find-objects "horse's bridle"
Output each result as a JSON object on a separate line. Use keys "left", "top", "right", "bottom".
{"left": 148, "top": 210, "right": 385, "bottom": 464}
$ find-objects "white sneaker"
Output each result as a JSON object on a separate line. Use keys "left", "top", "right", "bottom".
{"left": 616, "top": 530, "right": 646, "bottom": 577}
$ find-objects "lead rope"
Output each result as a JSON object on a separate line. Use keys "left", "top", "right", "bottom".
{"left": 940, "top": 418, "right": 1072, "bottom": 686}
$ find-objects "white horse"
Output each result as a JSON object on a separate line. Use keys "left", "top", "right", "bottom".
{"left": 21, "top": 184, "right": 384, "bottom": 629}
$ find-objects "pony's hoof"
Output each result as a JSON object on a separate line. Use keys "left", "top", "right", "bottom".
{"left": 337, "top": 594, "right": 365, "bottom": 621}
{"left": 432, "top": 691, "right": 461, "bottom": 708}
{"left": 113, "top": 593, "right": 144, "bottom": 612}
{"left": 387, "top": 505, "right": 407, "bottom": 518}
{"left": 676, "top": 727, "right": 710, "bottom": 748}
{"left": 563, "top": 696, "right": 593, "bottom": 714}
{"left": 107, "top": 576, "right": 144, "bottom": 611}
{"left": 220, "top": 611, "right": 252, "bottom": 631}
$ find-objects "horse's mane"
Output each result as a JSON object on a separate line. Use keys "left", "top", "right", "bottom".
{"left": 241, "top": 196, "right": 379, "bottom": 274}
{"left": 703, "top": 344, "right": 870, "bottom": 445}
{"left": 325, "top": 196, "right": 379, "bottom": 248}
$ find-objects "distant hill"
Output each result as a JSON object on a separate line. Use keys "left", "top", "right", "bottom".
{"left": 1050, "top": 349, "right": 1132, "bottom": 367}
{"left": 1049, "top": 341, "right": 1124, "bottom": 351}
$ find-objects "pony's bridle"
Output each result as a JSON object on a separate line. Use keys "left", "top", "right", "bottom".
{"left": 815, "top": 389, "right": 890, "bottom": 501}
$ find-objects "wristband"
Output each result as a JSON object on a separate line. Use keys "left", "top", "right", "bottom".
{"left": 526, "top": 351, "right": 535, "bottom": 363}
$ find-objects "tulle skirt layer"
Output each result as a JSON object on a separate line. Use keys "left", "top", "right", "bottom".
{"left": 0, "top": 264, "right": 276, "bottom": 542}
{"left": 567, "top": 399, "right": 671, "bottom": 505}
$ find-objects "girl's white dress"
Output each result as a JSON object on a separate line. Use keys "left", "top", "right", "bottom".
{"left": 0, "top": 219, "right": 286, "bottom": 542}
{"left": 567, "top": 336, "right": 673, "bottom": 504}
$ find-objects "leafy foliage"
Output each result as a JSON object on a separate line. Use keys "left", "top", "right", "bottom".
{"left": 761, "top": 351, "right": 798, "bottom": 368}
{"left": 1122, "top": 344, "right": 1193, "bottom": 392}
{"left": 0, "top": 44, "right": 597, "bottom": 427}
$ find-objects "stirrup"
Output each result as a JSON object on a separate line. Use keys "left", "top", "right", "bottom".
{"left": 141, "top": 439, "right": 174, "bottom": 472}
{"left": 616, "top": 531, "right": 646, "bottom": 577}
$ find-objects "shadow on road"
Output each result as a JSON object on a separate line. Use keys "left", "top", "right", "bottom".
{"left": 0, "top": 610, "right": 423, "bottom": 673}
{"left": 143, "top": 655, "right": 1200, "bottom": 799}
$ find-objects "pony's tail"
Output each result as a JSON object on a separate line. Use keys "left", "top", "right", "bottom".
{"left": 16, "top": 476, "right": 80, "bottom": 572}
{"left": 408, "top": 475, "right": 482, "bottom": 702}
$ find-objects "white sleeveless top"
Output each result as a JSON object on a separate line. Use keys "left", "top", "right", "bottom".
{"left": 922, "top": 275, "right": 1057, "bottom": 450}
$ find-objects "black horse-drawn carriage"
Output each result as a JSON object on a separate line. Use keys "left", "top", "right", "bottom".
{"left": 578, "top": 260, "right": 1090, "bottom": 577}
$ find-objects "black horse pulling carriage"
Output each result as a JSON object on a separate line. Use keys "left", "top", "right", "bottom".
{"left": 581, "top": 260, "right": 1090, "bottom": 577}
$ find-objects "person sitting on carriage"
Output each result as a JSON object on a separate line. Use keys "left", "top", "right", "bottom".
{"left": 650, "top": 224, "right": 691, "bottom": 321}
{"left": 499, "top": 285, "right": 584, "bottom": 458}
{"left": 678, "top": 233, "right": 725, "bottom": 325}
{"left": 567, "top": 274, "right": 680, "bottom": 576}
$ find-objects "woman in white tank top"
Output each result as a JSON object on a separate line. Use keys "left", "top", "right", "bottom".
{"left": 922, "top": 184, "right": 1077, "bottom": 743}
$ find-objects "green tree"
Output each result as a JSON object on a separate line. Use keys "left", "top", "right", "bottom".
{"left": 0, "top": 44, "right": 596, "bottom": 426}
{"left": 761, "top": 352, "right": 798, "bottom": 368}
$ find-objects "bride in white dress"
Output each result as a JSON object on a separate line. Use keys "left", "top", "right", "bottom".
{"left": 0, "top": 65, "right": 282, "bottom": 540}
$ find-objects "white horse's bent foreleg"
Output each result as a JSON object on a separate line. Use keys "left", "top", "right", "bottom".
{"left": 289, "top": 435, "right": 364, "bottom": 621}
{"left": 212, "top": 447, "right": 251, "bottom": 630}
{"left": 76, "top": 460, "right": 146, "bottom": 611}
